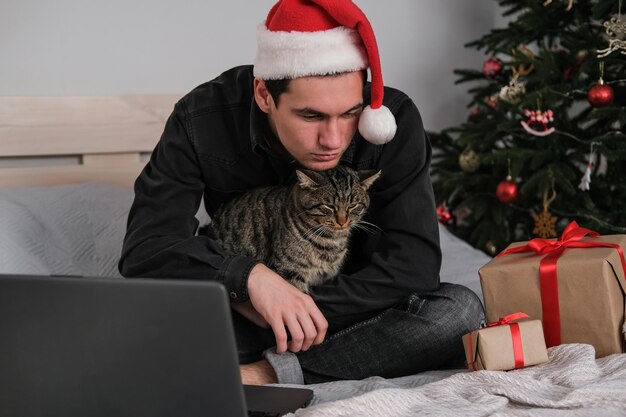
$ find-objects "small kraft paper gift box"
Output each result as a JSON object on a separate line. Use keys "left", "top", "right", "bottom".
{"left": 462, "top": 312, "right": 549, "bottom": 371}
{"left": 479, "top": 221, "right": 626, "bottom": 358}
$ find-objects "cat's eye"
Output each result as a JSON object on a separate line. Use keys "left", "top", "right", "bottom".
{"left": 347, "top": 204, "right": 363, "bottom": 213}
{"left": 320, "top": 204, "right": 335, "bottom": 213}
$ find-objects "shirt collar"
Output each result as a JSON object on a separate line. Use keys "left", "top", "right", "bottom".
{"left": 249, "top": 98, "right": 267, "bottom": 154}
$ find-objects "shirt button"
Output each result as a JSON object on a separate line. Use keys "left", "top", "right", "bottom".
{"left": 230, "top": 292, "right": 238, "bottom": 300}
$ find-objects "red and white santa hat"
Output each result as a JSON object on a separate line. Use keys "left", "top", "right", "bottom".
{"left": 254, "top": 0, "right": 397, "bottom": 145}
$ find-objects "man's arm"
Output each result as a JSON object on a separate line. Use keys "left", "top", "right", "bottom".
{"left": 120, "top": 101, "right": 327, "bottom": 352}
{"left": 310, "top": 94, "right": 442, "bottom": 333}
{"left": 119, "top": 101, "right": 258, "bottom": 304}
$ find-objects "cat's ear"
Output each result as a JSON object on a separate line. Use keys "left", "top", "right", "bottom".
{"left": 296, "top": 170, "right": 320, "bottom": 189}
{"left": 358, "top": 170, "right": 381, "bottom": 190}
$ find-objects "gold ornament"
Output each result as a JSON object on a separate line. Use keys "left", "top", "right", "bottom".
{"left": 512, "top": 45, "right": 535, "bottom": 77}
{"left": 597, "top": 15, "right": 626, "bottom": 58}
{"left": 499, "top": 74, "right": 526, "bottom": 104}
{"left": 485, "top": 241, "right": 498, "bottom": 256}
{"left": 458, "top": 150, "right": 481, "bottom": 173}
{"left": 543, "top": 0, "right": 574, "bottom": 11}
{"left": 532, "top": 208, "right": 558, "bottom": 238}
{"left": 532, "top": 186, "right": 558, "bottom": 238}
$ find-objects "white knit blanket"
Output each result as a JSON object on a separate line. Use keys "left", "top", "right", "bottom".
{"left": 290, "top": 344, "right": 626, "bottom": 416}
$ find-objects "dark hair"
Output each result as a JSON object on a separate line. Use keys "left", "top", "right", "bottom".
{"left": 264, "top": 70, "right": 368, "bottom": 107}
{"left": 264, "top": 79, "right": 291, "bottom": 107}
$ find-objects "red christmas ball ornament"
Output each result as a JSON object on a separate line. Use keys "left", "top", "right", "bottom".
{"left": 469, "top": 106, "right": 482, "bottom": 117}
{"left": 587, "top": 82, "right": 614, "bottom": 107}
{"left": 496, "top": 176, "right": 519, "bottom": 204}
{"left": 482, "top": 58, "right": 503, "bottom": 78}
{"left": 436, "top": 204, "right": 453, "bottom": 226}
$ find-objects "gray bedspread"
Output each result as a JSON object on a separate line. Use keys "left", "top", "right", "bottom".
{"left": 287, "top": 344, "right": 626, "bottom": 416}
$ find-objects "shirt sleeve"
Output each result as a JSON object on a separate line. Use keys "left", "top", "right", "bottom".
{"left": 309, "top": 96, "right": 442, "bottom": 333}
{"left": 118, "top": 101, "right": 259, "bottom": 303}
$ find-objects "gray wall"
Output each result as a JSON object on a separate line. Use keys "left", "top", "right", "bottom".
{"left": 1, "top": 0, "right": 497, "bottom": 131}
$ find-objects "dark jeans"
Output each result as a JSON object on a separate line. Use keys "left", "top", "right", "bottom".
{"left": 232, "top": 283, "right": 485, "bottom": 384}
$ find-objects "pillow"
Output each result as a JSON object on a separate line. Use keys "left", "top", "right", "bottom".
{"left": 0, "top": 183, "right": 133, "bottom": 278}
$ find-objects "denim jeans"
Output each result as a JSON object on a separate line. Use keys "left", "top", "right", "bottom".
{"left": 232, "top": 283, "right": 485, "bottom": 384}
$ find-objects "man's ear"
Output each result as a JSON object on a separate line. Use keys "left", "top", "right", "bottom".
{"left": 254, "top": 78, "right": 272, "bottom": 114}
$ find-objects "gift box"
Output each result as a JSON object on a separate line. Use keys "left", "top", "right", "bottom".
{"left": 479, "top": 222, "right": 626, "bottom": 358}
{"left": 462, "top": 312, "right": 548, "bottom": 371}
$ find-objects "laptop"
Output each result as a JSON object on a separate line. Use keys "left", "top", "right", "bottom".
{"left": 0, "top": 274, "right": 313, "bottom": 417}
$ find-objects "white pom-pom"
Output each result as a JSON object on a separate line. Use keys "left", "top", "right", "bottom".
{"left": 358, "top": 105, "right": 397, "bottom": 145}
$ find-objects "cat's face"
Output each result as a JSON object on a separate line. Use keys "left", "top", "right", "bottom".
{"left": 295, "top": 166, "right": 380, "bottom": 232}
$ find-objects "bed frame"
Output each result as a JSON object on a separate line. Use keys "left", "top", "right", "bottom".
{"left": 0, "top": 95, "right": 179, "bottom": 188}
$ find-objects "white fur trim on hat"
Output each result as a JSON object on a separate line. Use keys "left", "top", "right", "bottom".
{"left": 358, "top": 105, "right": 397, "bottom": 145}
{"left": 254, "top": 24, "right": 368, "bottom": 80}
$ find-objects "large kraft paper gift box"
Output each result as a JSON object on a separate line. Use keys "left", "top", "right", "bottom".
{"left": 462, "top": 313, "right": 548, "bottom": 371}
{"left": 479, "top": 222, "right": 626, "bottom": 358}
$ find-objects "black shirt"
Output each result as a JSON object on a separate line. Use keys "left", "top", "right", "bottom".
{"left": 119, "top": 65, "right": 441, "bottom": 333}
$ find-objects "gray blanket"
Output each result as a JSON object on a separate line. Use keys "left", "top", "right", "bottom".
{"left": 287, "top": 344, "right": 626, "bottom": 416}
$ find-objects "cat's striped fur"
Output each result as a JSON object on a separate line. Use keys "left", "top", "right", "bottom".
{"left": 206, "top": 166, "right": 380, "bottom": 293}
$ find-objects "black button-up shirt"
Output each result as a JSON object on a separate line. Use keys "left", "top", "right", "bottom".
{"left": 119, "top": 65, "right": 441, "bottom": 332}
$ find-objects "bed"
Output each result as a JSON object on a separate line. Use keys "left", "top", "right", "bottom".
{"left": 1, "top": 96, "right": 625, "bottom": 416}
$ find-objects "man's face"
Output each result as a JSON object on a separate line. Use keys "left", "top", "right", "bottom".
{"left": 256, "top": 71, "right": 364, "bottom": 171}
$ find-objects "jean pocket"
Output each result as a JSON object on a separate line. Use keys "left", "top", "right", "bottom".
{"left": 323, "top": 310, "right": 390, "bottom": 344}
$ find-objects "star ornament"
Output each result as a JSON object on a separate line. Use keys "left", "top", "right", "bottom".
{"left": 532, "top": 208, "right": 558, "bottom": 238}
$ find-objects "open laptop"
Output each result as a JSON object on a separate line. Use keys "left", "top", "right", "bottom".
{"left": 0, "top": 274, "right": 313, "bottom": 417}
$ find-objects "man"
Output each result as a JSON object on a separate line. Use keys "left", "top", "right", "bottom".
{"left": 120, "top": 0, "right": 484, "bottom": 385}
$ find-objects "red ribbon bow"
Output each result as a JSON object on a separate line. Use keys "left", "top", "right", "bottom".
{"left": 487, "top": 312, "right": 529, "bottom": 327}
{"left": 497, "top": 221, "right": 626, "bottom": 347}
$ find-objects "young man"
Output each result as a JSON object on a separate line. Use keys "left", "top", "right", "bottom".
{"left": 119, "top": 0, "right": 484, "bottom": 385}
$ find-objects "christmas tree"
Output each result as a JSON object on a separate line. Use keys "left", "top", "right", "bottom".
{"left": 430, "top": 0, "right": 626, "bottom": 255}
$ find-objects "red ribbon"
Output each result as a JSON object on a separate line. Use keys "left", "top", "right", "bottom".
{"left": 488, "top": 312, "right": 527, "bottom": 369}
{"left": 467, "top": 312, "right": 528, "bottom": 370}
{"left": 486, "top": 312, "right": 529, "bottom": 327}
{"left": 496, "top": 221, "right": 626, "bottom": 347}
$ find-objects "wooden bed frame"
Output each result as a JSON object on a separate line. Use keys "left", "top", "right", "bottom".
{"left": 0, "top": 95, "right": 179, "bottom": 188}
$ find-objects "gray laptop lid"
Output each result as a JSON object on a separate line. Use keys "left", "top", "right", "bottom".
{"left": 0, "top": 274, "right": 310, "bottom": 417}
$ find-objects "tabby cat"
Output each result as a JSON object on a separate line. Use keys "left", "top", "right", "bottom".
{"left": 206, "top": 166, "right": 380, "bottom": 293}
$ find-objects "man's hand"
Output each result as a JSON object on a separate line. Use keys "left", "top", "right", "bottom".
{"left": 231, "top": 301, "right": 270, "bottom": 328}
{"left": 247, "top": 264, "right": 328, "bottom": 354}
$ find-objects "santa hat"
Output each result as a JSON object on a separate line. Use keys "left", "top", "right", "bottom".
{"left": 254, "top": 0, "right": 397, "bottom": 145}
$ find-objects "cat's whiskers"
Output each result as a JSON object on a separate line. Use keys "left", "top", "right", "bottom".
{"left": 353, "top": 220, "right": 382, "bottom": 234}
{"left": 303, "top": 224, "right": 326, "bottom": 240}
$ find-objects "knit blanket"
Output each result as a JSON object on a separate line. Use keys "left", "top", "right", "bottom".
{"left": 289, "top": 344, "right": 626, "bottom": 416}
